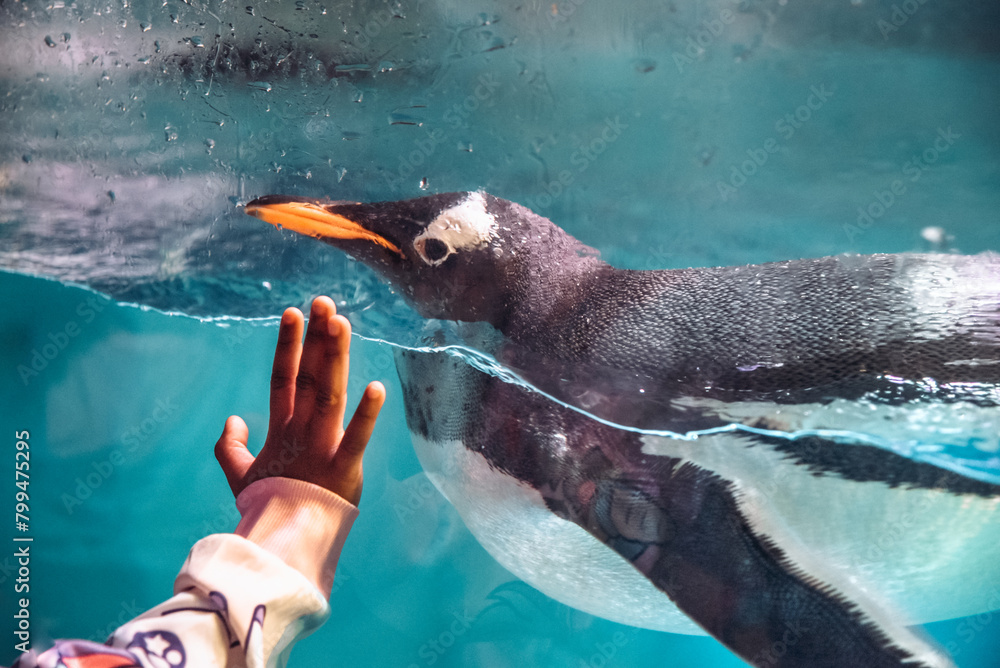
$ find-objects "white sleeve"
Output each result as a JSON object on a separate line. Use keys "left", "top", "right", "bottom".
{"left": 110, "top": 533, "right": 329, "bottom": 668}
{"left": 12, "top": 478, "right": 359, "bottom": 668}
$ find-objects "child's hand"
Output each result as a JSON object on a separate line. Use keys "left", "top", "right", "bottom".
{"left": 214, "top": 296, "right": 386, "bottom": 506}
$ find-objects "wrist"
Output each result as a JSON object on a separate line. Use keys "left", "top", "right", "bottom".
{"left": 234, "top": 477, "right": 359, "bottom": 597}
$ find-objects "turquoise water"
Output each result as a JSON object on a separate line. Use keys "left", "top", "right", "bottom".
{"left": 2, "top": 0, "right": 999, "bottom": 665}
{"left": 3, "top": 270, "right": 999, "bottom": 667}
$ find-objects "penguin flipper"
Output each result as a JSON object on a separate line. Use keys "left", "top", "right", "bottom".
{"left": 570, "top": 458, "right": 955, "bottom": 668}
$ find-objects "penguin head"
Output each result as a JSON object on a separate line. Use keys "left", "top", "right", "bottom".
{"left": 247, "top": 191, "right": 594, "bottom": 324}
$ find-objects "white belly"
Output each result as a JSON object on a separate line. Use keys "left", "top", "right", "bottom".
{"left": 410, "top": 426, "right": 1000, "bottom": 635}
{"left": 409, "top": 431, "right": 706, "bottom": 634}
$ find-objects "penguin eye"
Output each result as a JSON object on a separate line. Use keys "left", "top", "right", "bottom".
{"left": 423, "top": 238, "right": 450, "bottom": 261}
{"left": 414, "top": 236, "right": 453, "bottom": 265}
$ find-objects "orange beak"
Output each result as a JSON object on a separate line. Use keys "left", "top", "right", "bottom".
{"left": 245, "top": 199, "right": 402, "bottom": 256}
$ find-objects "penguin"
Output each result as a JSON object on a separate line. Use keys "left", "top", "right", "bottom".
{"left": 246, "top": 191, "right": 1000, "bottom": 668}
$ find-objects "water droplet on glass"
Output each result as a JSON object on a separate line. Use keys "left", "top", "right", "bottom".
{"left": 334, "top": 63, "right": 371, "bottom": 73}
{"left": 389, "top": 115, "right": 419, "bottom": 127}
{"left": 22, "top": 154, "right": 32, "bottom": 163}
{"left": 336, "top": 166, "right": 347, "bottom": 182}
{"left": 305, "top": 170, "right": 312, "bottom": 179}
{"left": 154, "top": 40, "right": 161, "bottom": 53}
{"left": 341, "top": 131, "right": 362, "bottom": 141}
{"left": 388, "top": 110, "right": 422, "bottom": 126}
{"left": 170, "top": 14, "right": 178, "bottom": 23}
{"left": 190, "top": 36, "right": 204, "bottom": 48}
{"left": 419, "top": 177, "right": 428, "bottom": 190}
{"left": 205, "top": 138, "right": 215, "bottom": 150}
{"left": 107, "top": 191, "right": 116, "bottom": 203}
{"left": 459, "top": 142, "right": 473, "bottom": 152}
{"left": 352, "top": 90, "right": 363, "bottom": 103}
{"left": 247, "top": 81, "right": 272, "bottom": 92}
{"left": 62, "top": 33, "right": 71, "bottom": 43}
{"left": 140, "top": 22, "right": 151, "bottom": 32}
{"left": 634, "top": 58, "right": 656, "bottom": 73}
{"left": 164, "top": 125, "right": 178, "bottom": 142}
{"left": 481, "top": 35, "right": 506, "bottom": 52}
{"left": 44, "top": 35, "right": 56, "bottom": 47}
{"left": 137, "top": 56, "right": 150, "bottom": 63}
{"left": 378, "top": 60, "right": 395, "bottom": 73}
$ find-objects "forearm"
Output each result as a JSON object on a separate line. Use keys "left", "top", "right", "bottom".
{"left": 12, "top": 478, "right": 358, "bottom": 668}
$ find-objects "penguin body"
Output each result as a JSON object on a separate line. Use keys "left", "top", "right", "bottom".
{"left": 246, "top": 191, "right": 1000, "bottom": 668}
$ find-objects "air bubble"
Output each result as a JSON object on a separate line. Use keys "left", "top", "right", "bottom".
{"left": 921, "top": 226, "right": 945, "bottom": 245}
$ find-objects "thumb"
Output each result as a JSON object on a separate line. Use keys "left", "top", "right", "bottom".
{"left": 215, "top": 415, "right": 254, "bottom": 497}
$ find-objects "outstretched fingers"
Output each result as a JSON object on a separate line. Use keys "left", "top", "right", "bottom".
{"left": 309, "top": 313, "right": 353, "bottom": 441}
{"left": 293, "top": 296, "right": 337, "bottom": 425}
{"left": 267, "top": 307, "right": 304, "bottom": 439}
{"left": 338, "top": 381, "right": 386, "bottom": 467}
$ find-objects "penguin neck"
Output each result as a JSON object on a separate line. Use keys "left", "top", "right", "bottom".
{"left": 499, "top": 251, "right": 612, "bottom": 347}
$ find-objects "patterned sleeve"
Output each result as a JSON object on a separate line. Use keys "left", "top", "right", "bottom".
{"left": 11, "top": 478, "right": 359, "bottom": 668}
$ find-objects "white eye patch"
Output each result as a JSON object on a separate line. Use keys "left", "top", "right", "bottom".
{"left": 413, "top": 192, "right": 497, "bottom": 266}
